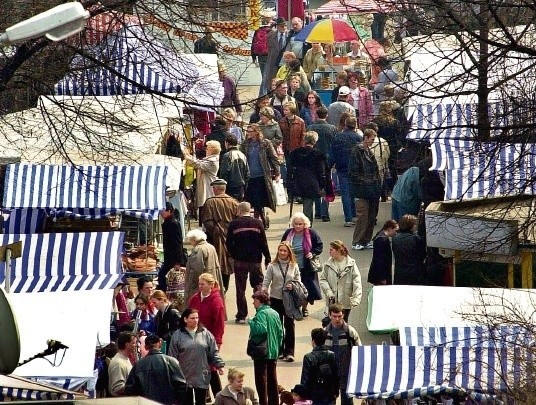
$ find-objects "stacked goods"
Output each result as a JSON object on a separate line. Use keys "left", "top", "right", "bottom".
{"left": 124, "top": 245, "right": 158, "bottom": 272}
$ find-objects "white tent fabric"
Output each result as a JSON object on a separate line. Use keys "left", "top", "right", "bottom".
{"left": 367, "top": 286, "right": 536, "bottom": 333}
{"left": 347, "top": 345, "right": 520, "bottom": 401}
{"left": 11, "top": 289, "right": 114, "bottom": 378}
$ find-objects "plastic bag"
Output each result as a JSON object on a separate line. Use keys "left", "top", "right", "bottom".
{"left": 272, "top": 179, "right": 287, "bottom": 206}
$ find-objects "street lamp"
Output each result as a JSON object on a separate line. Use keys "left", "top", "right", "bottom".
{"left": 0, "top": 2, "right": 90, "bottom": 45}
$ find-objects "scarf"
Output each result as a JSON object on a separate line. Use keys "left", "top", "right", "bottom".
{"left": 285, "top": 228, "right": 312, "bottom": 255}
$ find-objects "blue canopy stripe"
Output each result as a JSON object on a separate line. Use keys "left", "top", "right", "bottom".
{"left": 429, "top": 140, "right": 536, "bottom": 200}
{"left": 3, "top": 163, "right": 167, "bottom": 211}
{"left": 347, "top": 345, "right": 520, "bottom": 400}
{"left": 0, "top": 232, "right": 124, "bottom": 293}
{"left": 0, "top": 388, "right": 74, "bottom": 401}
{"left": 2, "top": 209, "right": 46, "bottom": 234}
{"left": 399, "top": 326, "right": 534, "bottom": 348}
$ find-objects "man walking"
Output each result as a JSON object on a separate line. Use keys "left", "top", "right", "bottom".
{"left": 329, "top": 116, "right": 363, "bottom": 227}
{"left": 252, "top": 11, "right": 275, "bottom": 96}
{"left": 125, "top": 334, "right": 188, "bottom": 404}
{"left": 264, "top": 17, "right": 289, "bottom": 96}
{"left": 349, "top": 130, "right": 381, "bottom": 250}
{"left": 219, "top": 134, "right": 249, "bottom": 201}
{"left": 300, "top": 328, "right": 339, "bottom": 405}
{"left": 324, "top": 304, "right": 361, "bottom": 405}
{"left": 201, "top": 178, "right": 239, "bottom": 291}
{"left": 226, "top": 202, "right": 270, "bottom": 323}
{"left": 308, "top": 106, "right": 337, "bottom": 222}
{"left": 108, "top": 332, "right": 136, "bottom": 397}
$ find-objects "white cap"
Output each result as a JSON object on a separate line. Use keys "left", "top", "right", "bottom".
{"left": 338, "top": 86, "right": 350, "bottom": 96}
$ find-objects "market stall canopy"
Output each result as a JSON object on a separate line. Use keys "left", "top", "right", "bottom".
{"left": 347, "top": 345, "right": 519, "bottom": 401}
{"left": 0, "top": 97, "right": 183, "bottom": 191}
{"left": 367, "top": 286, "right": 536, "bottom": 333}
{"left": 293, "top": 19, "right": 358, "bottom": 43}
{"left": 399, "top": 325, "right": 533, "bottom": 348}
{"left": 0, "top": 232, "right": 122, "bottom": 378}
{"left": 315, "top": 0, "right": 394, "bottom": 14}
{"left": 428, "top": 140, "right": 536, "bottom": 201}
{"left": 55, "top": 24, "right": 223, "bottom": 109}
{"left": 0, "top": 374, "right": 84, "bottom": 401}
{"left": 3, "top": 163, "right": 167, "bottom": 213}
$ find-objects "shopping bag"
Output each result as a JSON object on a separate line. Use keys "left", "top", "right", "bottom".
{"left": 272, "top": 179, "right": 287, "bottom": 206}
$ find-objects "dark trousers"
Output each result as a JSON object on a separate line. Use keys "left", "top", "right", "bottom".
{"left": 253, "top": 358, "right": 279, "bottom": 405}
{"left": 209, "top": 369, "right": 222, "bottom": 398}
{"left": 270, "top": 298, "right": 295, "bottom": 356}
{"left": 227, "top": 185, "right": 245, "bottom": 202}
{"left": 234, "top": 260, "right": 264, "bottom": 320}
{"left": 186, "top": 386, "right": 207, "bottom": 405}
{"left": 222, "top": 273, "right": 230, "bottom": 292}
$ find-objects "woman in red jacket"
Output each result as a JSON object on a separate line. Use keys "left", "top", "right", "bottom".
{"left": 188, "top": 272, "right": 226, "bottom": 400}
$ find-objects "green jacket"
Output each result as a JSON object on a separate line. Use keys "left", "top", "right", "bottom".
{"left": 248, "top": 304, "right": 283, "bottom": 360}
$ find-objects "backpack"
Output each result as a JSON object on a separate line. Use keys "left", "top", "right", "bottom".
{"left": 252, "top": 26, "right": 270, "bottom": 56}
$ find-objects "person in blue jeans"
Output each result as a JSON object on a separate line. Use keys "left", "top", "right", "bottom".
{"left": 328, "top": 116, "right": 363, "bottom": 227}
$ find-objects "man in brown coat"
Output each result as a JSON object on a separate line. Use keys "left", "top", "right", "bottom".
{"left": 201, "top": 178, "right": 239, "bottom": 291}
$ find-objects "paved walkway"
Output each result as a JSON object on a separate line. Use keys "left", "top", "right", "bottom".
{"left": 216, "top": 195, "right": 392, "bottom": 399}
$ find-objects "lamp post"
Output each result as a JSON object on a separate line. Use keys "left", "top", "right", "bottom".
{"left": 0, "top": 2, "right": 90, "bottom": 94}
{"left": 0, "top": 2, "right": 90, "bottom": 45}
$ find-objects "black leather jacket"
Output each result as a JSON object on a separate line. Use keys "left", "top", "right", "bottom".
{"left": 125, "top": 349, "right": 187, "bottom": 404}
{"left": 300, "top": 345, "right": 340, "bottom": 400}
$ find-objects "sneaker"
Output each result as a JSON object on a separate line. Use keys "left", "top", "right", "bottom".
{"left": 234, "top": 319, "right": 246, "bottom": 324}
{"left": 344, "top": 222, "right": 354, "bottom": 227}
{"left": 321, "top": 216, "right": 331, "bottom": 222}
{"left": 352, "top": 243, "right": 365, "bottom": 250}
{"left": 352, "top": 217, "right": 358, "bottom": 223}
{"left": 365, "top": 242, "right": 374, "bottom": 249}
{"left": 284, "top": 355, "right": 295, "bottom": 362}
{"left": 314, "top": 215, "right": 322, "bottom": 219}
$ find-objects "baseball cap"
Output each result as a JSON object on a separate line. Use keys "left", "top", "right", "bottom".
{"left": 338, "top": 86, "right": 350, "bottom": 96}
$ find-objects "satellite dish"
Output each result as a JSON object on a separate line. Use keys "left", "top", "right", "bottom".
{"left": 0, "top": 287, "right": 20, "bottom": 374}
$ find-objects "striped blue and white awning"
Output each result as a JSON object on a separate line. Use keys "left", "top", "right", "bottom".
{"left": 347, "top": 345, "right": 521, "bottom": 401}
{"left": 430, "top": 140, "right": 536, "bottom": 200}
{"left": 54, "top": 25, "right": 198, "bottom": 96}
{"left": 3, "top": 163, "right": 167, "bottom": 214}
{"left": 407, "top": 102, "right": 510, "bottom": 141}
{"left": 0, "top": 232, "right": 124, "bottom": 293}
{"left": 399, "top": 326, "right": 534, "bottom": 348}
{"left": 0, "top": 375, "right": 78, "bottom": 401}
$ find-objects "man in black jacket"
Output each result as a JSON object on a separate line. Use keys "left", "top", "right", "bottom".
{"left": 226, "top": 201, "right": 270, "bottom": 324}
{"left": 125, "top": 334, "right": 187, "bottom": 404}
{"left": 300, "top": 328, "right": 339, "bottom": 405}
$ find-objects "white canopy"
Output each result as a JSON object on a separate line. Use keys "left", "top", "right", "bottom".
{"left": 0, "top": 94, "right": 183, "bottom": 190}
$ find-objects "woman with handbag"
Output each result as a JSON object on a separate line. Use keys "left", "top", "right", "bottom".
{"left": 319, "top": 240, "right": 362, "bottom": 323}
{"left": 248, "top": 290, "right": 283, "bottom": 405}
{"left": 261, "top": 241, "right": 301, "bottom": 362}
{"left": 281, "top": 212, "right": 323, "bottom": 318}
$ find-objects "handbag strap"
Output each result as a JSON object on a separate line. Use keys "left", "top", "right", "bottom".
{"left": 277, "top": 261, "right": 289, "bottom": 294}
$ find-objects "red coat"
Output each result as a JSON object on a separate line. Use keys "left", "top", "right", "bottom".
{"left": 188, "top": 288, "right": 225, "bottom": 346}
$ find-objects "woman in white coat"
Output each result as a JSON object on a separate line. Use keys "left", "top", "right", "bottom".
{"left": 319, "top": 239, "right": 362, "bottom": 322}
{"left": 183, "top": 140, "right": 221, "bottom": 211}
